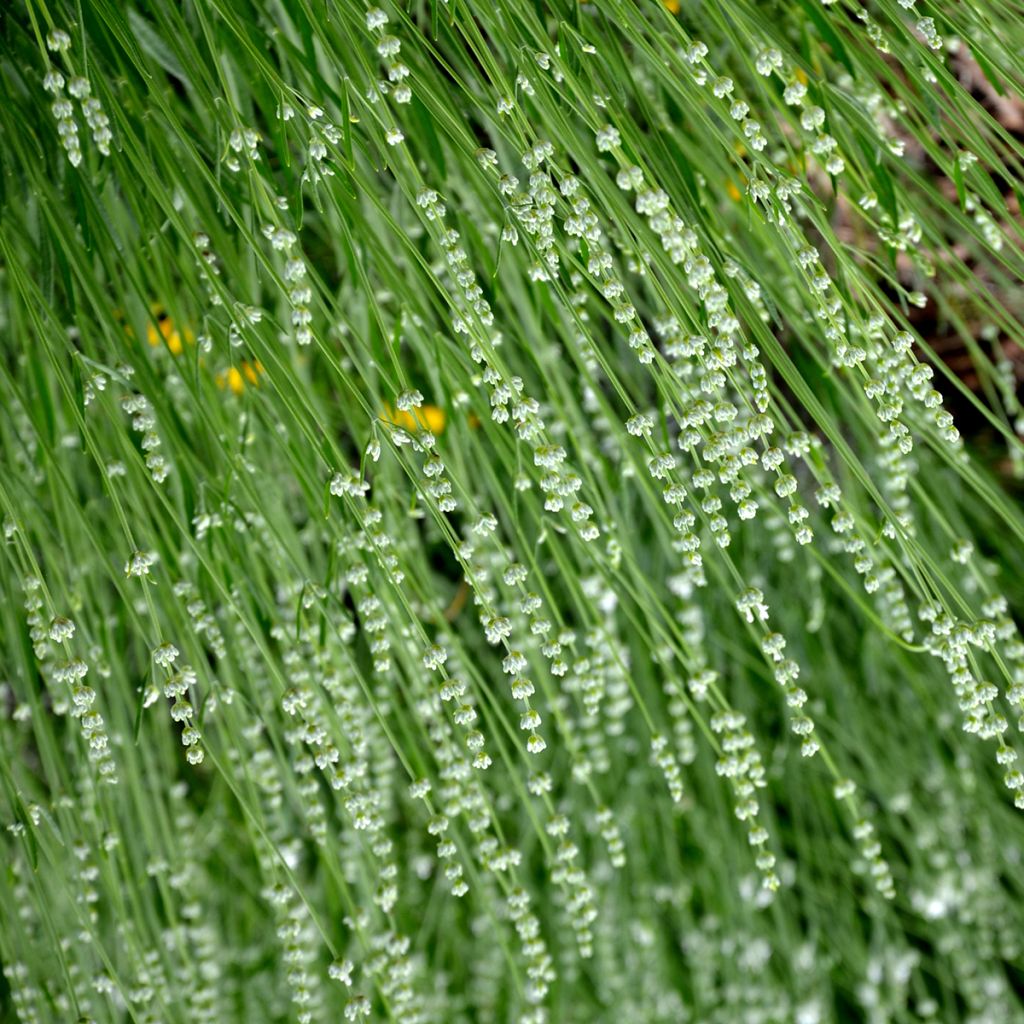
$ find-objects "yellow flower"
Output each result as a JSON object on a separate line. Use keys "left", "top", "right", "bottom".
{"left": 216, "top": 360, "right": 265, "bottom": 396}
{"left": 145, "top": 303, "right": 193, "bottom": 356}
{"left": 726, "top": 180, "right": 743, "bottom": 202}
{"left": 381, "top": 402, "right": 447, "bottom": 435}
{"left": 121, "top": 302, "right": 268, "bottom": 399}
{"left": 616, "top": 0, "right": 679, "bottom": 9}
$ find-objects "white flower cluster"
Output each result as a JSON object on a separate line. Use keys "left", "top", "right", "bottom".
{"left": 121, "top": 393, "right": 171, "bottom": 484}
{"left": 24, "top": 579, "right": 117, "bottom": 783}
{"left": 42, "top": 31, "right": 111, "bottom": 167}
{"left": 262, "top": 222, "right": 314, "bottom": 345}
{"left": 157, "top": 646, "right": 204, "bottom": 765}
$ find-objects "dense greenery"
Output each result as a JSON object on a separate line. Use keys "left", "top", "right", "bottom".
{"left": 2, "top": 0, "right": 1024, "bottom": 1020}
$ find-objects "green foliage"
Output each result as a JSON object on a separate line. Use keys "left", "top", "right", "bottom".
{"left": 2, "top": 0, "right": 1024, "bottom": 1021}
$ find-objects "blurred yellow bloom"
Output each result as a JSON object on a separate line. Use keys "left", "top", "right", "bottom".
{"left": 726, "top": 180, "right": 743, "bottom": 202}
{"left": 603, "top": 0, "right": 678, "bottom": 11}
{"left": 145, "top": 303, "right": 193, "bottom": 356}
{"left": 216, "top": 360, "right": 265, "bottom": 396}
{"left": 120, "top": 301, "right": 267, "bottom": 399}
{"left": 382, "top": 402, "right": 447, "bottom": 435}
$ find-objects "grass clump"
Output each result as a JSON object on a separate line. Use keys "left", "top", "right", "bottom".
{"left": 2, "top": 0, "right": 1024, "bottom": 1021}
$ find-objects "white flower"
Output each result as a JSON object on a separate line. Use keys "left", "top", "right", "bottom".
{"left": 153, "top": 642, "right": 179, "bottom": 668}
{"left": 395, "top": 388, "right": 424, "bottom": 411}
{"left": 46, "top": 29, "right": 72, "bottom": 52}
{"left": 125, "top": 550, "right": 156, "bottom": 577}
{"left": 595, "top": 124, "right": 621, "bottom": 152}
{"left": 329, "top": 958, "right": 355, "bottom": 985}
{"left": 48, "top": 617, "right": 76, "bottom": 643}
